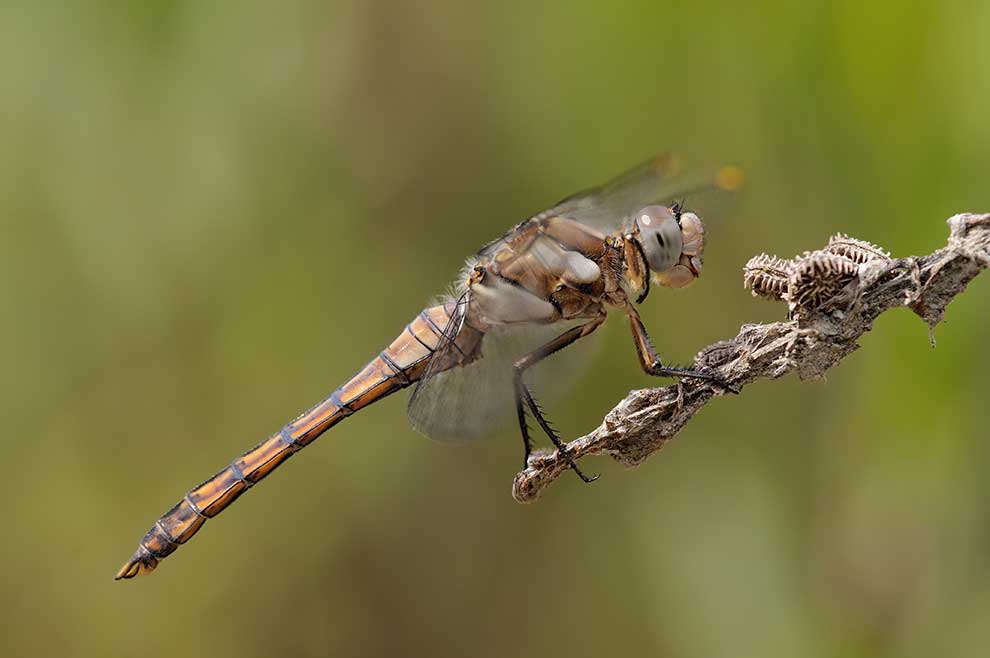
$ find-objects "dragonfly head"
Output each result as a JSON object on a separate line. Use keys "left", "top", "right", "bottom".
{"left": 632, "top": 205, "right": 705, "bottom": 290}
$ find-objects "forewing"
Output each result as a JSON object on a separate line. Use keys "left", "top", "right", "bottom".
{"left": 548, "top": 154, "right": 742, "bottom": 232}
{"left": 407, "top": 312, "right": 593, "bottom": 442}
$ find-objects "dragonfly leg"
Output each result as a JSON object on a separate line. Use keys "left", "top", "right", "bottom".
{"left": 517, "top": 382, "right": 598, "bottom": 483}
{"left": 626, "top": 305, "right": 739, "bottom": 393}
{"left": 515, "top": 388, "right": 534, "bottom": 469}
{"left": 513, "top": 316, "right": 604, "bottom": 481}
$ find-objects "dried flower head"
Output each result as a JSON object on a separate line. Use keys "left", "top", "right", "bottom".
{"left": 825, "top": 233, "right": 891, "bottom": 264}
{"left": 743, "top": 253, "right": 792, "bottom": 301}
{"left": 788, "top": 250, "right": 860, "bottom": 311}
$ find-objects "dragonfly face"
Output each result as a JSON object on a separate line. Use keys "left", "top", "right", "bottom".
{"left": 632, "top": 205, "right": 685, "bottom": 272}
{"left": 115, "top": 155, "right": 736, "bottom": 580}
{"left": 634, "top": 207, "right": 706, "bottom": 290}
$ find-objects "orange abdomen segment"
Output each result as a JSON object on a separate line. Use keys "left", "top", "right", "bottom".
{"left": 114, "top": 304, "right": 457, "bottom": 580}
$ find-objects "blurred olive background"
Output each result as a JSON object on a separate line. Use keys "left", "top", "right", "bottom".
{"left": 2, "top": 1, "right": 989, "bottom": 657}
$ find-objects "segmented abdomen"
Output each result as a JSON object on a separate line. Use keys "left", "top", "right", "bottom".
{"left": 115, "top": 304, "right": 460, "bottom": 579}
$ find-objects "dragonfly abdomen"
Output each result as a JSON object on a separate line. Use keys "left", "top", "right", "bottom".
{"left": 115, "top": 303, "right": 463, "bottom": 579}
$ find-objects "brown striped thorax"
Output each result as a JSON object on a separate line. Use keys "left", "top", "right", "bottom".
{"left": 115, "top": 155, "right": 736, "bottom": 580}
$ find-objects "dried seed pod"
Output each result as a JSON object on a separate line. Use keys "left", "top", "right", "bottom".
{"left": 743, "top": 253, "right": 792, "bottom": 301}
{"left": 788, "top": 250, "right": 860, "bottom": 311}
{"left": 825, "top": 233, "right": 891, "bottom": 264}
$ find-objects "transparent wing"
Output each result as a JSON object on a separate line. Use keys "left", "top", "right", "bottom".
{"left": 407, "top": 304, "right": 594, "bottom": 442}
{"left": 547, "top": 154, "right": 743, "bottom": 232}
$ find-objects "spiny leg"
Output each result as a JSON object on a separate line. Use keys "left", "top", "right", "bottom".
{"left": 513, "top": 316, "right": 604, "bottom": 481}
{"left": 515, "top": 386, "right": 534, "bottom": 470}
{"left": 626, "top": 305, "right": 738, "bottom": 393}
{"left": 517, "top": 380, "right": 598, "bottom": 482}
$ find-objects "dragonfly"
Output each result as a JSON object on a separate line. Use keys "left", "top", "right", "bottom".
{"left": 115, "top": 155, "right": 743, "bottom": 580}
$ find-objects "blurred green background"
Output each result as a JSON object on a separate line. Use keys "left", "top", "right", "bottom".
{"left": 2, "top": 1, "right": 989, "bottom": 657}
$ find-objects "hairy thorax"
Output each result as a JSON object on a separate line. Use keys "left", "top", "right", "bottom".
{"left": 464, "top": 216, "right": 629, "bottom": 331}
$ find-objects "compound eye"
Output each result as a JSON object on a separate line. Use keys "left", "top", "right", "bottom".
{"left": 634, "top": 206, "right": 682, "bottom": 272}
{"left": 679, "top": 211, "right": 705, "bottom": 257}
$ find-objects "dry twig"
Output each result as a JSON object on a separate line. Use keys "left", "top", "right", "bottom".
{"left": 513, "top": 213, "right": 990, "bottom": 503}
